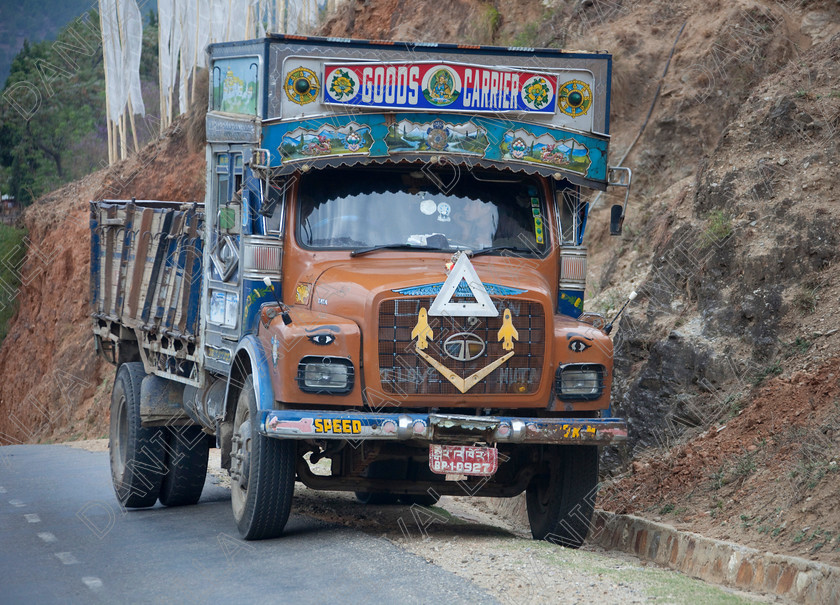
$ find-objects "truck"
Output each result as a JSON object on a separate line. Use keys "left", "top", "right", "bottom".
{"left": 91, "top": 34, "right": 632, "bottom": 545}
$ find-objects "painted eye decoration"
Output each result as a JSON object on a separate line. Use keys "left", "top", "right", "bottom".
{"left": 569, "top": 339, "right": 591, "bottom": 353}
{"left": 309, "top": 333, "right": 336, "bottom": 346}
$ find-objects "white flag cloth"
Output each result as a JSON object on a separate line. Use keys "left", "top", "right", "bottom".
{"left": 99, "top": 0, "right": 125, "bottom": 125}
{"left": 158, "top": 0, "right": 173, "bottom": 118}
{"left": 121, "top": 0, "right": 146, "bottom": 116}
{"left": 195, "top": 1, "right": 212, "bottom": 69}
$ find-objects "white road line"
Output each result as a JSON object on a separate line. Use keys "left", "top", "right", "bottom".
{"left": 54, "top": 552, "right": 79, "bottom": 565}
{"left": 24, "top": 513, "right": 41, "bottom": 523}
{"left": 81, "top": 577, "right": 103, "bottom": 591}
{"left": 38, "top": 532, "right": 58, "bottom": 543}
{"left": 9, "top": 499, "right": 25, "bottom": 507}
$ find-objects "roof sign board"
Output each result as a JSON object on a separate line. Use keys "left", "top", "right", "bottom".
{"left": 323, "top": 62, "right": 558, "bottom": 115}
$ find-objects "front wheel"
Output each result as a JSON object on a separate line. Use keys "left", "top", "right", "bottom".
{"left": 230, "top": 375, "right": 295, "bottom": 540}
{"left": 526, "top": 445, "right": 599, "bottom": 548}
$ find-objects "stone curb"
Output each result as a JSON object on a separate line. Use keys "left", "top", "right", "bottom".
{"left": 588, "top": 510, "right": 840, "bottom": 604}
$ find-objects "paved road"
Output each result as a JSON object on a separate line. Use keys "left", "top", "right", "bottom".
{"left": 0, "top": 445, "right": 496, "bottom": 605}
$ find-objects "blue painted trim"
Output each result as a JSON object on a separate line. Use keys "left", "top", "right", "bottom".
{"left": 392, "top": 282, "right": 527, "bottom": 297}
{"left": 142, "top": 210, "right": 173, "bottom": 323}
{"left": 115, "top": 206, "right": 136, "bottom": 313}
{"left": 166, "top": 209, "right": 194, "bottom": 328}
{"left": 89, "top": 210, "right": 100, "bottom": 311}
{"left": 262, "top": 113, "right": 609, "bottom": 183}
{"left": 232, "top": 335, "right": 275, "bottom": 412}
{"left": 558, "top": 288, "right": 585, "bottom": 318}
{"left": 242, "top": 278, "right": 276, "bottom": 335}
{"left": 262, "top": 38, "right": 270, "bottom": 119}
{"left": 604, "top": 55, "right": 612, "bottom": 134}
{"left": 578, "top": 202, "right": 590, "bottom": 245}
{"left": 185, "top": 237, "right": 203, "bottom": 336}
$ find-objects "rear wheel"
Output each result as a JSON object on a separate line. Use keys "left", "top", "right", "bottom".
{"left": 230, "top": 375, "right": 295, "bottom": 540}
{"left": 158, "top": 426, "right": 209, "bottom": 507}
{"left": 109, "top": 363, "right": 166, "bottom": 508}
{"left": 526, "top": 445, "right": 599, "bottom": 548}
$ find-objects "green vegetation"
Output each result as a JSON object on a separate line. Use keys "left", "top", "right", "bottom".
{"left": 512, "top": 23, "right": 539, "bottom": 48}
{"left": 750, "top": 361, "right": 782, "bottom": 385}
{"left": 732, "top": 451, "right": 757, "bottom": 480}
{"left": 482, "top": 4, "right": 502, "bottom": 41}
{"left": 705, "top": 210, "right": 732, "bottom": 242}
{"left": 0, "top": 0, "right": 95, "bottom": 86}
{"left": 789, "top": 457, "right": 838, "bottom": 490}
{"left": 1, "top": 10, "right": 159, "bottom": 206}
{"left": 793, "top": 286, "right": 818, "bottom": 314}
{"left": 515, "top": 540, "right": 755, "bottom": 604}
{"left": 0, "top": 11, "right": 104, "bottom": 205}
{"left": 791, "top": 337, "right": 812, "bottom": 354}
{"left": 0, "top": 224, "right": 27, "bottom": 344}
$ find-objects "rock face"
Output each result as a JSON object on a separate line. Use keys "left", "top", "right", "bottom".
{"left": 606, "top": 30, "right": 840, "bottom": 459}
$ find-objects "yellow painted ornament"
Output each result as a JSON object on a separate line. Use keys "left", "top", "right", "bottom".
{"left": 411, "top": 307, "right": 434, "bottom": 350}
{"left": 497, "top": 309, "right": 519, "bottom": 351}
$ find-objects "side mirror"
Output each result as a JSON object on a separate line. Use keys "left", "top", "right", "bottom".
{"left": 610, "top": 204, "right": 624, "bottom": 236}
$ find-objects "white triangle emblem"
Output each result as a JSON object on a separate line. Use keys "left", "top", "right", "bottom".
{"left": 428, "top": 254, "right": 499, "bottom": 317}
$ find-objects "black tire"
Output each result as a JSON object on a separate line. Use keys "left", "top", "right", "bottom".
{"left": 355, "top": 492, "right": 399, "bottom": 505}
{"left": 230, "top": 375, "right": 295, "bottom": 540}
{"left": 158, "top": 426, "right": 209, "bottom": 507}
{"left": 354, "top": 459, "right": 403, "bottom": 505}
{"left": 399, "top": 493, "right": 441, "bottom": 506}
{"left": 526, "top": 445, "right": 599, "bottom": 548}
{"left": 109, "top": 362, "right": 166, "bottom": 508}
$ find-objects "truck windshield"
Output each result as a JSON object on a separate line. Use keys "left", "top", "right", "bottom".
{"left": 296, "top": 167, "right": 548, "bottom": 254}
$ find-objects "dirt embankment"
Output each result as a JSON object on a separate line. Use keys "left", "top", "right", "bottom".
{"left": 0, "top": 112, "right": 205, "bottom": 444}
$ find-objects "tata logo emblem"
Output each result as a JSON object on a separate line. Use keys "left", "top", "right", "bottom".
{"left": 443, "top": 332, "right": 486, "bottom": 362}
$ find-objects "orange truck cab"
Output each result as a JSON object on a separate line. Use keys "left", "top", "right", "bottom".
{"left": 91, "top": 34, "right": 632, "bottom": 545}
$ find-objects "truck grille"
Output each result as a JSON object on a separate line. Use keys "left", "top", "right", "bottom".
{"left": 378, "top": 298, "right": 545, "bottom": 395}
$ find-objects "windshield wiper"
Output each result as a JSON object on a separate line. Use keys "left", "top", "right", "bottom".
{"left": 351, "top": 243, "right": 439, "bottom": 257}
{"left": 470, "top": 245, "right": 534, "bottom": 258}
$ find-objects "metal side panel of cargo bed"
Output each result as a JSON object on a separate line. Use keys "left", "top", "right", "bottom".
{"left": 90, "top": 199, "right": 205, "bottom": 385}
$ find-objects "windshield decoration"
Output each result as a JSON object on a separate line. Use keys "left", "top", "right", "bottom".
{"left": 428, "top": 254, "right": 498, "bottom": 317}
{"left": 323, "top": 62, "right": 558, "bottom": 115}
{"left": 386, "top": 119, "right": 489, "bottom": 155}
{"left": 279, "top": 123, "right": 372, "bottom": 160}
{"left": 558, "top": 79, "right": 593, "bottom": 117}
{"left": 214, "top": 57, "right": 259, "bottom": 114}
{"left": 392, "top": 283, "right": 526, "bottom": 297}
{"left": 532, "top": 197, "right": 545, "bottom": 245}
{"left": 502, "top": 128, "right": 592, "bottom": 175}
{"left": 284, "top": 67, "right": 320, "bottom": 105}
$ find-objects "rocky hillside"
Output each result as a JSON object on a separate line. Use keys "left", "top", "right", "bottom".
{"left": 0, "top": 0, "right": 837, "bottom": 566}
{"left": 324, "top": 0, "right": 840, "bottom": 564}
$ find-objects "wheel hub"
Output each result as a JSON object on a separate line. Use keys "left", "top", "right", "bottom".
{"left": 231, "top": 419, "right": 251, "bottom": 490}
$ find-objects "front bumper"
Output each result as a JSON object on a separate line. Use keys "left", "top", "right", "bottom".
{"left": 260, "top": 410, "right": 627, "bottom": 445}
